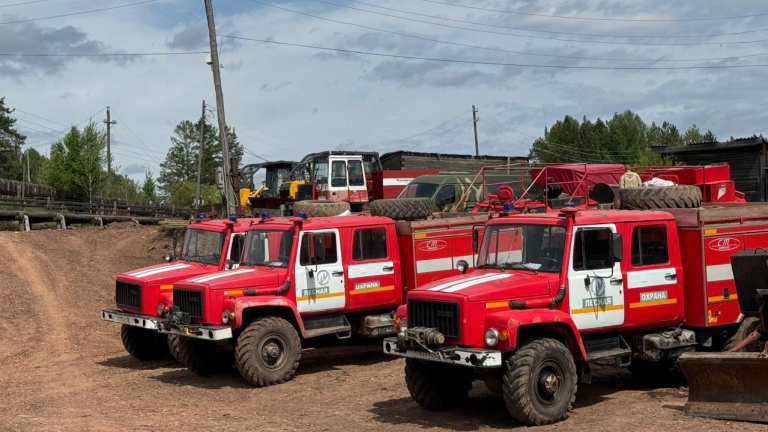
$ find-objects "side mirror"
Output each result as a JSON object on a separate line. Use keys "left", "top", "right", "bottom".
{"left": 225, "top": 259, "right": 235, "bottom": 270}
{"left": 472, "top": 225, "right": 482, "bottom": 253}
{"left": 435, "top": 196, "right": 446, "bottom": 208}
{"left": 612, "top": 233, "right": 623, "bottom": 263}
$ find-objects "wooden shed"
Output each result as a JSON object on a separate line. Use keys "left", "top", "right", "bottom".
{"left": 653, "top": 137, "right": 768, "bottom": 202}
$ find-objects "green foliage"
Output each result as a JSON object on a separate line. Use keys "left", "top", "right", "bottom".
{"left": 158, "top": 118, "right": 243, "bottom": 196}
{"left": 0, "top": 97, "right": 27, "bottom": 180}
{"left": 141, "top": 170, "right": 158, "bottom": 204}
{"left": 529, "top": 110, "right": 716, "bottom": 165}
{"left": 166, "top": 180, "right": 222, "bottom": 207}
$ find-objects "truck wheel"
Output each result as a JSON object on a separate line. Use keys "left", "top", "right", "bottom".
{"left": 370, "top": 198, "right": 433, "bottom": 221}
{"left": 235, "top": 317, "right": 301, "bottom": 387}
{"left": 167, "top": 334, "right": 183, "bottom": 363}
{"left": 404, "top": 358, "right": 473, "bottom": 410}
{"left": 293, "top": 200, "right": 350, "bottom": 217}
{"left": 175, "top": 337, "right": 234, "bottom": 376}
{"left": 723, "top": 317, "right": 762, "bottom": 352}
{"left": 502, "top": 338, "right": 577, "bottom": 426}
{"left": 120, "top": 325, "right": 170, "bottom": 361}
{"left": 619, "top": 185, "right": 701, "bottom": 210}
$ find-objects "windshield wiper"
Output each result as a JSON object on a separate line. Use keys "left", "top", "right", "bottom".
{"left": 476, "top": 263, "right": 503, "bottom": 270}
{"left": 502, "top": 262, "right": 539, "bottom": 274}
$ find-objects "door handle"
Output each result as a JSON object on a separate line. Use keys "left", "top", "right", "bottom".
{"left": 665, "top": 273, "right": 677, "bottom": 280}
{"left": 332, "top": 270, "right": 344, "bottom": 276}
{"left": 610, "top": 279, "right": 623, "bottom": 285}
{"left": 383, "top": 266, "right": 394, "bottom": 271}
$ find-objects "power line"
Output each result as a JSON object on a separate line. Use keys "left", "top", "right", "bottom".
{"left": 405, "top": 119, "right": 469, "bottom": 151}
{"left": 0, "top": 51, "right": 207, "bottom": 57}
{"left": 416, "top": 0, "right": 768, "bottom": 23}
{"left": 9, "top": 107, "right": 69, "bottom": 128}
{"left": 375, "top": 110, "right": 469, "bottom": 150}
{"left": 304, "top": 0, "right": 768, "bottom": 46}
{"left": 221, "top": 35, "right": 768, "bottom": 70}
{"left": 0, "top": 0, "right": 55, "bottom": 7}
{"left": 0, "top": 0, "right": 159, "bottom": 25}
{"left": 325, "top": 0, "right": 768, "bottom": 39}
{"left": 245, "top": 0, "right": 768, "bottom": 64}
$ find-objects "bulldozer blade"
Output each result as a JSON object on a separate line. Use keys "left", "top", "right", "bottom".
{"left": 678, "top": 352, "right": 768, "bottom": 423}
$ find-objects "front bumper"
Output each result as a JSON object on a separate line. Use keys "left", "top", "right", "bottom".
{"left": 156, "top": 322, "right": 233, "bottom": 341}
{"left": 102, "top": 309, "right": 162, "bottom": 330}
{"left": 382, "top": 337, "right": 503, "bottom": 368}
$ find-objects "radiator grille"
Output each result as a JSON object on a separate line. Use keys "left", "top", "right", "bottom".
{"left": 173, "top": 289, "right": 204, "bottom": 319}
{"left": 408, "top": 299, "right": 460, "bottom": 339}
{"left": 115, "top": 280, "right": 142, "bottom": 310}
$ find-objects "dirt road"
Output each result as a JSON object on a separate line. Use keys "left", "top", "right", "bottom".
{"left": 0, "top": 226, "right": 758, "bottom": 431}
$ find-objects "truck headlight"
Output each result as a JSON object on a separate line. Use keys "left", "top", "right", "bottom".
{"left": 398, "top": 318, "right": 408, "bottom": 335}
{"left": 456, "top": 260, "right": 469, "bottom": 274}
{"left": 221, "top": 310, "right": 231, "bottom": 324}
{"left": 485, "top": 328, "right": 499, "bottom": 347}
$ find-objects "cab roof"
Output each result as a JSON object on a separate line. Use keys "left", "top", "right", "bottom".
{"left": 489, "top": 209, "right": 674, "bottom": 226}
{"left": 189, "top": 217, "right": 258, "bottom": 232}
{"left": 248, "top": 215, "right": 394, "bottom": 231}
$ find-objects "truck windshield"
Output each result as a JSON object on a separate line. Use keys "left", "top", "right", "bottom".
{"left": 241, "top": 230, "right": 295, "bottom": 268}
{"left": 399, "top": 183, "right": 438, "bottom": 199}
{"left": 180, "top": 229, "right": 225, "bottom": 265}
{"left": 477, "top": 224, "right": 566, "bottom": 272}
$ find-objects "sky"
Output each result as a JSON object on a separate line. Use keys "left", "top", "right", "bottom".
{"left": 2, "top": 0, "right": 768, "bottom": 181}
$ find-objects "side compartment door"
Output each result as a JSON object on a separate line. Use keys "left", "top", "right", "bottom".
{"left": 294, "top": 229, "right": 346, "bottom": 313}
{"left": 347, "top": 226, "right": 398, "bottom": 309}
{"left": 568, "top": 224, "right": 625, "bottom": 330}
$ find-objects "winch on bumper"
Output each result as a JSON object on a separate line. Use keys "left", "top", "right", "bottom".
{"left": 101, "top": 309, "right": 162, "bottom": 330}
{"left": 383, "top": 326, "right": 503, "bottom": 368}
{"left": 155, "top": 307, "right": 232, "bottom": 341}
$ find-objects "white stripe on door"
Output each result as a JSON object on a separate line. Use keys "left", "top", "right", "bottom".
{"left": 626, "top": 267, "right": 676, "bottom": 289}
{"left": 348, "top": 261, "right": 394, "bottom": 279}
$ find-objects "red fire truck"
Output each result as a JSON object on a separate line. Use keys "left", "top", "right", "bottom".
{"left": 383, "top": 203, "right": 768, "bottom": 426}
{"left": 101, "top": 216, "right": 254, "bottom": 361}
{"left": 155, "top": 212, "right": 485, "bottom": 384}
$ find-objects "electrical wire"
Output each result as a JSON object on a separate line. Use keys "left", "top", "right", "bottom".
{"left": 246, "top": 0, "right": 768, "bottom": 63}
{"left": 326, "top": 0, "right": 768, "bottom": 39}
{"left": 372, "top": 109, "right": 470, "bottom": 148}
{"left": 9, "top": 107, "right": 69, "bottom": 128}
{"left": 0, "top": 0, "right": 159, "bottom": 25}
{"left": 221, "top": 35, "right": 768, "bottom": 69}
{"left": 416, "top": 0, "right": 768, "bottom": 23}
{"left": 0, "top": 51, "right": 208, "bottom": 57}
{"left": 303, "top": 0, "right": 768, "bottom": 46}
{"left": 0, "top": 0, "right": 55, "bottom": 7}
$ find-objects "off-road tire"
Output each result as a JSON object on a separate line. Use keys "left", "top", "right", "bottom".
{"left": 723, "top": 317, "right": 762, "bottom": 352}
{"left": 175, "top": 337, "right": 234, "bottom": 376}
{"left": 235, "top": 317, "right": 301, "bottom": 387}
{"left": 293, "top": 200, "right": 351, "bottom": 217}
{"left": 370, "top": 198, "right": 433, "bottom": 221}
{"left": 620, "top": 185, "right": 701, "bottom": 210}
{"left": 404, "top": 358, "right": 473, "bottom": 410}
{"left": 120, "top": 325, "right": 170, "bottom": 361}
{"left": 167, "top": 334, "right": 183, "bottom": 363}
{"left": 502, "top": 338, "right": 577, "bottom": 426}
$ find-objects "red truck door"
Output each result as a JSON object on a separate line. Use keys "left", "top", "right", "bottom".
{"left": 624, "top": 222, "right": 682, "bottom": 325}
{"left": 345, "top": 226, "right": 399, "bottom": 309}
{"left": 568, "top": 224, "right": 626, "bottom": 330}
{"left": 294, "top": 229, "right": 346, "bottom": 313}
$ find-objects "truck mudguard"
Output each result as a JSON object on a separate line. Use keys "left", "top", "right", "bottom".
{"left": 225, "top": 296, "right": 306, "bottom": 335}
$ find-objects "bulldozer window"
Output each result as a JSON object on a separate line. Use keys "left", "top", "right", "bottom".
{"left": 352, "top": 228, "right": 388, "bottom": 261}
{"left": 331, "top": 161, "right": 347, "bottom": 187}
{"left": 631, "top": 225, "right": 669, "bottom": 266}
{"left": 348, "top": 160, "right": 365, "bottom": 186}
{"left": 573, "top": 228, "right": 612, "bottom": 271}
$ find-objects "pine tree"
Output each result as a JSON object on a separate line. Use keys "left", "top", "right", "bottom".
{"left": 0, "top": 97, "right": 27, "bottom": 180}
{"left": 141, "top": 170, "right": 158, "bottom": 204}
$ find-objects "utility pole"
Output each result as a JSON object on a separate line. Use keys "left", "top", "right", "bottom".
{"left": 196, "top": 100, "right": 205, "bottom": 208}
{"left": 472, "top": 105, "right": 480, "bottom": 157}
{"left": 204, "top": 0, "right": 237, "bottom": 217}
{"left": 104, "top": 106, "right": 117, "bottom": 177}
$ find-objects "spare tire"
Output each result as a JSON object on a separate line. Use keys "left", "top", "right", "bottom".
{"left": 370, "top": 198, "right": 433, "bottom": 221}
{"left": 620, "top": 185, "right": 701, "bottom": 210}
{"left": 293, "top": 200, "right": 351, "bottom": 217}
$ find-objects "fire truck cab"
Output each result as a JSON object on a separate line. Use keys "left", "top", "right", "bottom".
{"left": 101, "top": 216, "right": 253, "bottom": 361}
{"left": 384, "top": 203, "right": 768, "bottom": 426}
